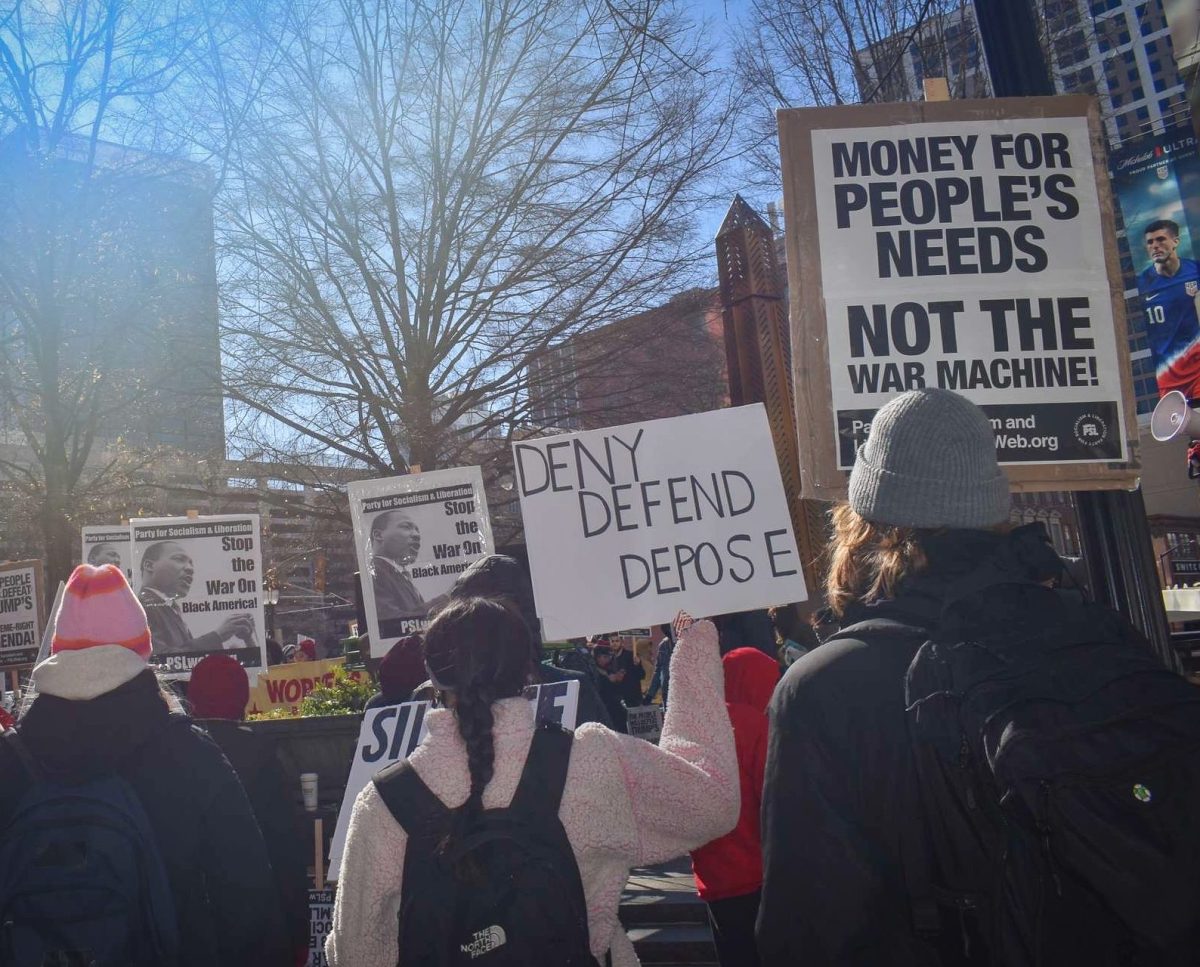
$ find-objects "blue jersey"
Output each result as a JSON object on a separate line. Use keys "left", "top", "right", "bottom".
{"left": 1139, "top": 258, "right": 1200, "bottom": 397}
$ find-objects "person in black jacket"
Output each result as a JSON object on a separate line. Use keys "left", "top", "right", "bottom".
{"left": 757, "top": 389, "right": 1014, "bottom": 966}
{"left": 189, "top": 653, "right": 310, "bottom": 965}
{"left": 0, "top": 564, "right": 290, "bottom": 967}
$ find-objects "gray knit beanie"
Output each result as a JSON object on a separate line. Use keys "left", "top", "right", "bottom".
{"left": 848, "top": 388, "right": 1010, "bottom": 529}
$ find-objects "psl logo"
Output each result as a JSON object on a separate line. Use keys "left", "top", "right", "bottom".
{"left": 461, "top": 925, "right": 507, "bottom": 959}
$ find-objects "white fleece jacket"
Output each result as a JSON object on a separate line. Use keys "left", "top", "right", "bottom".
{"left": 326, "top": 619, "right": 738, "bottom": 967}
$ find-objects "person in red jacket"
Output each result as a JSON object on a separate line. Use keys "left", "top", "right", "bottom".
{"left": 691, "top": 646, "right": 779, "bottom": 967}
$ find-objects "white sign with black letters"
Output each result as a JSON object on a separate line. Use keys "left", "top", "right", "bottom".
{"left": 514, "top": 405, "right": 807, "bottom": 640}
{"left": 130, "top": 515, "right": 267, "bottom": 679}
{"left": 348, "top": 467, "right": 494, "bottom": 659}
{"left": 804, "top": 107, "right": 1129, "bottom": 469}
{"left": 81, "top": 526, "right": 132, "bottom": 580}
{"left": 0, "top": 560, "right": 43, "bottom": 671}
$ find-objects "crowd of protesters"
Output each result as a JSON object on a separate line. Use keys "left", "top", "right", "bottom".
{"left": 2, "top": 388, "right": 1199, "bottom": 967}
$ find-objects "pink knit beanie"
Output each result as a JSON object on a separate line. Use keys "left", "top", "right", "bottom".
{"left": 32, "top": 564, "right": 153, "bottom": 701}
{"left": 51, "top": 564, "right": 152, "bottom": 659}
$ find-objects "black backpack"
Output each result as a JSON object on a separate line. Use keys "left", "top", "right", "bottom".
{"left": 0, "top": 731, "right": 180, "bottom": 967}
{"left": 894, "top": 535, "right": 1200, "bottom": 966}
{"left": 373, "top": 721, "right": 598, "bottom": 966}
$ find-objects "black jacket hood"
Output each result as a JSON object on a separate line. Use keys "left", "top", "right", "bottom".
{"left": 16, "top": 670, "right": 169, "bottom": 780}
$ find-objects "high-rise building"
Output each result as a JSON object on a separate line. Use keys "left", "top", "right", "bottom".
{"left": 0, "top": 133, "right": 226, "bottom": 456}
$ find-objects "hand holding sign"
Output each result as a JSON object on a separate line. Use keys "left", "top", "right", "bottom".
{"left": 217, "top": 614, "right": 255, "bottom": 642}
{"left": 672, "top": 610, "right": 696, "bottom": 641}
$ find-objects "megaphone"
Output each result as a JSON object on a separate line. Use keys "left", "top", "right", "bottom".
{"left": 1151, "top": 390, "right": 1200, "bottom": 442}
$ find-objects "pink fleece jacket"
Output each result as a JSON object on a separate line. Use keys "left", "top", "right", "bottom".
{"left": 326, "top": 619, "right": 738, "bottom": 966}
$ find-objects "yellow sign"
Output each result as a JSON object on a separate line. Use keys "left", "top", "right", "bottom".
{"left": 247, "top": 658, "right": 366, "bottom": 715}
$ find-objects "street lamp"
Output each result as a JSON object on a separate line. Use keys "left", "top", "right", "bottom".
{"left": 264, "top": 580, "right": 280, "bottom": 640}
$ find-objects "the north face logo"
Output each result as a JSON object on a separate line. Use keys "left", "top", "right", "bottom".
{"left": 461, "top": 925, "right": 507, "bottom": 959}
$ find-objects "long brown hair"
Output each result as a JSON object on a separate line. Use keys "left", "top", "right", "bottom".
{"left": 422, "top": 596, "right": 535, "bottom": 872}
{"left": 823, "top": 503, "right": 933, "bottom": 619}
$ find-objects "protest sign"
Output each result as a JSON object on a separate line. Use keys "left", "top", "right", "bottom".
{"left": 329, "top": 679, "right": 579, "bottom": 876}
{"left": 246, "top": 658, "right": 366, "bottom": 716}
{"left": 307, "top": 889, "right": 334, "bottom": 967}
{"left": 81, "top": 526, "right": 132, "bottom": 579}
{"left": 0, "top": 560, "right": 44, "bottom": 672}
{"left": 778, "top": 96, "right": 1138, "bottom": 497}
{"left": 130, "top": 515, "right": 267, "bottom": 679}
{"left": 514, "top": 405, "right": 807, "bottom": 640}
{"left": 348, "top": 466, "right": 494, "bottom": 659}
{"left": 625, "top": 705, "right": 664, "bottom": 743}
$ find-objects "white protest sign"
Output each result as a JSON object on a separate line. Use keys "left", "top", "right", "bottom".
{"left": 779, "top": 97, "right": 1138, "bottom": 496}
{"left": 514, "top": 404, "right": 807, "bottom": 640}
{"left": 130, "top": 515, "right": 267, "bottom": 679}
{"left": 81, "top": 526, "right": 132, "bottom": 580}
{"left": 348, "top": 467, "right": 494, "bottom": 659}
{"left": 625, "top": 705, "right": 664, "bottom": 743}
{"left": 307, "top": 889, "right": 334, "bottom": 967}
{"left": 0, "top": 560, "right": 44, "bottom": 672}
{"left": 329, "top": 679, "right": 579, "bottom": 877}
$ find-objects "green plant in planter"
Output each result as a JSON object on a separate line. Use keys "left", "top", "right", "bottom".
{"left": 298, "top": 665, "right": 377, "bottom": 717}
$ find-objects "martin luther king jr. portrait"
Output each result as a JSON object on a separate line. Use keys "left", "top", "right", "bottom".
{"left": 138, "top": 541, "right": 255, "bottom": 655}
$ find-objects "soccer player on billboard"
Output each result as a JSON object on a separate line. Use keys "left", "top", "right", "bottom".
{"left": 1140, "top": 218, "right": 1200, "bottom": 400}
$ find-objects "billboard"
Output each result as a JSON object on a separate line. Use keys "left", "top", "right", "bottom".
{"left": 778, "top": 96, "right": 1138, "bottom": 498}
{"left": 1110, "top": 124, "right": 1200, "bottom": 403}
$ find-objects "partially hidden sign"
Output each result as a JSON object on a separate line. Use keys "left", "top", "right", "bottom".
{"left": 0, "top": 560, "right": 44, "bottom": 672}
{"left": 246, "top": 658, "right": 366, "bottom": 716}
{"left": 514, "top": 405, "right": 807, "bottom": 640}
{"left": 307, "top": 889, "right": 334, "bottom": 967}
{"left": 347, "top": 466, "right": 494, "bottom": 659}
{"left": 778, "top": 96, "right": 1138, "bottom": 497}
{"left": 328, "top": 679, "right": 579, "bottom": 877}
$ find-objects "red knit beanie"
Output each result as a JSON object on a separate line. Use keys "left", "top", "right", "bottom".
{"left": 189, "top": 653, "right": 250, "bottom": 720}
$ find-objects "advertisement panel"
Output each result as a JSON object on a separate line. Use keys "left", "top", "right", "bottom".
{"left": 130, "top": 515, "right": 267, "bottom": 679}
{"left": 348, "top": 467, "right": 493, "bottom": 659}
{"left": 1110, "top": 125, "right": 1200, "bottom": 403}
{"left": 778, "top": 96, "right": 1138, "bottom": 497}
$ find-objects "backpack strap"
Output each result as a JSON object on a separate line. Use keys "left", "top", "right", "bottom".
{"left": 511, "top": 722, "right": 573, "bottom": 818}
{"left": 373, "top": 759, "right": 450, "bottom": 842}
{"left": 1, "top": 729, "right": 43, "bottom": 783}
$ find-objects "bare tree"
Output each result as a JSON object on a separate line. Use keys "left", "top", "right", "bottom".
{"left": 0, "top": 0, "right": 217, "bottom": 590}
{"left": 217, "top": 0, "right": 736, "bottom": 483}
{"left": 734, "top": 0, "right": 982, "bottom": 185}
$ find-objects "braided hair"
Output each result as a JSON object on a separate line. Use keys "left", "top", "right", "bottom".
{"left": 422, "top": 596, "right": 535, "bottom": 873}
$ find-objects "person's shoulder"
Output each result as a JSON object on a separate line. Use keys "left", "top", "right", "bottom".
{"left": 772, "top": 623, "right": 921, "bottom": 712}
{"left": 157, "top": 713, "right": 236, "bottom": 771}
{"left": 1139, "top": 264, "right": 1159, "bottom": 289}
{"left": 538, "top": 660, "right": 586, "bottom": 684}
